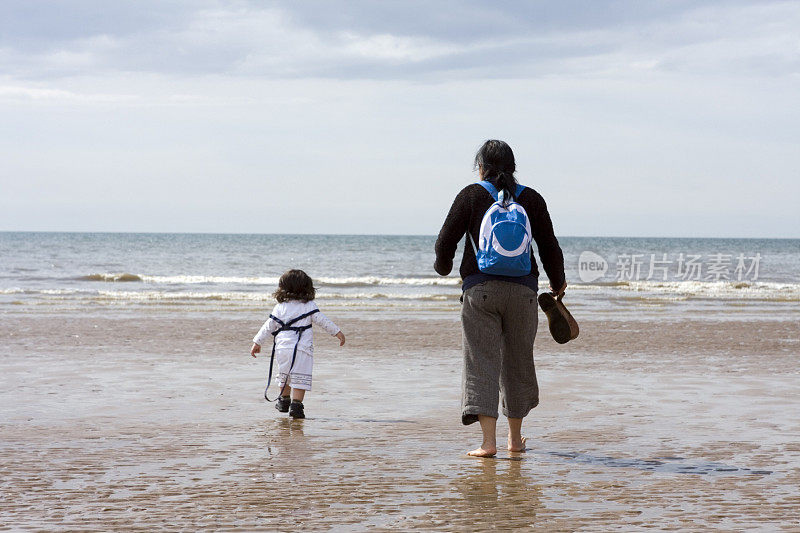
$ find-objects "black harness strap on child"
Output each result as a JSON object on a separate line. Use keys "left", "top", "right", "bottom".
{"left": 264, "top": 308, "right": 319, "bottom": 402}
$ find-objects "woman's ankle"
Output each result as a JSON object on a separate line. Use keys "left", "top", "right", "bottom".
{"left": 476, "top": 414, "right": 498, "bottom": 449}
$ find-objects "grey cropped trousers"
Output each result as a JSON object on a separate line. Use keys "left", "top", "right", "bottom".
{"left": 461, "top": 280, "right": 539, "bottom": 425}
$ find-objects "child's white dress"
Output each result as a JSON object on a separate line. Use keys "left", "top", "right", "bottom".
{"left": 253, "top": 300, "right": 340, "bottom": 391}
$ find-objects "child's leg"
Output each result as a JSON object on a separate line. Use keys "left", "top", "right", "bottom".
{"left": 274, "top": 348, "right": 294, "bottom": 398}
{"left": 273, "top": 375, "right": 291, "bottom": 412}
{"left": 287, "top": 351, "right": 312, "bottom": 403}
{"left": 280, "top": 376, "right": 291, "bottom": 397}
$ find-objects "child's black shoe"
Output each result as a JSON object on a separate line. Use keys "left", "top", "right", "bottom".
{"left": 289, "top": 401, "right": 305, "bottom": 419}
{"left": 275, "top": 396, "right": 291, "bottom": 413}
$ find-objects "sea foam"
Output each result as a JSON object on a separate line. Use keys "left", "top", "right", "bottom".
{"left": 81, "top": 273, "right": 462, "bottom": 287}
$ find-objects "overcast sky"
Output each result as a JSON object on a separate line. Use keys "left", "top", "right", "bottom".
{"left": 1, "top": 0, "right": 798, "bottom": 237}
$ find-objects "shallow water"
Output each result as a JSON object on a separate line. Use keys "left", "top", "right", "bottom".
{"left": 1, "top": 314, "right": 798, "bottom": 530}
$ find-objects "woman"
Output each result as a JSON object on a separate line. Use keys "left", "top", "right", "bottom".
{"left": 434, "top": 140, "right": 567, "bottom": 457}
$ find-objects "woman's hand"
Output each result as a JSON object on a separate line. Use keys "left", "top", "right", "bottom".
{"left": 550, "top": 281, "right": 567, "bottom": 297}
{"left": 250, "top": 343, "right": 261, "bottom": 358}
{"left": 335, "top": 331, "right": 346, "bottom": 346}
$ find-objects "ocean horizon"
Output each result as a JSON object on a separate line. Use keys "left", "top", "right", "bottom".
{"left": 3, "top": 230, "right": 799, "bottom": 239}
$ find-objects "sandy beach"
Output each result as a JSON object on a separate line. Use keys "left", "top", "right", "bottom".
{"left": 2, "top": 312, "right": 798, "bottom": 530}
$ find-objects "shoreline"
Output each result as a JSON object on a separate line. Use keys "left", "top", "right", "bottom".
{"left": 2, "top": 313, "right": 796, "bottom": 358}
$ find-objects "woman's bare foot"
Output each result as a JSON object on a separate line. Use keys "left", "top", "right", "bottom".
{"left": 508, "top": 435, "right": 527, "bottom": 452}
{"left": 468, "top": 416, "right": 498, "bottom": 457}
{"left": 467, "top": 446, "right": 497, "bottom": 457}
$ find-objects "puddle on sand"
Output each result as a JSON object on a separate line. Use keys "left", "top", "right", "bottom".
{"left": 533, "top": 449, "right": 773, "bottom": 476}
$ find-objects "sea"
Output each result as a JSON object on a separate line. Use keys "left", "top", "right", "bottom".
{"left": 1, "top": 233, "right": 798, "bottom": 321}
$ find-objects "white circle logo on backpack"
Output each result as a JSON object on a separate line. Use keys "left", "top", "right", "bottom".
{"left": 491, "top": 233, "right": 530, "bottom": 257}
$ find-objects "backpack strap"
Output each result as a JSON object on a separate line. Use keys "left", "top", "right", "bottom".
{"left": 476, "top": 181, "right": 499, "bottom": 201}
{"left": 467, "top": 231, "right": 479, "bottom": 257}
{"left": 282, "top": 308, "right": 320, "bottom": 328}
{"left": 264, "top": 308, "right": 320, "bottom": 401}
{"left": 477, "top": 181, "right": 527, "bottom": 202}
{"left": 268, "top": 314, "right": 285, "bottom": 328}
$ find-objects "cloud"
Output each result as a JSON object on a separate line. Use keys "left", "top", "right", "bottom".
{"left": 0, "top": 1, "right": 797, "bottom": 82}
{"left": 1, "top": 1, "right": 798, "bottom": 237}
{"left": 0, "top": 82, "right": 136, "bottom": 103}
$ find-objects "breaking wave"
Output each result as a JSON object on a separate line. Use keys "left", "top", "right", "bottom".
{"left": 0, "top": 288, "right": 458, "bottom": 302}
{"left": 81, "top": 273, "right": 143, "bottom": 282}
{"left": 79, "top": 273, "right": 462, "bottom": 287}
{"left": 571, "top": 280, "right": 800, "bottom": 301}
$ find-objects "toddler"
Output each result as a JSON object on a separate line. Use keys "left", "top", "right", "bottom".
{"left": 250, "top": 269, "right": 345, "bottom": 419}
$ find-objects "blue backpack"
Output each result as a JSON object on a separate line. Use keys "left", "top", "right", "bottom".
{"left": 468, "top": 181, "right": 533, "bottom": 277}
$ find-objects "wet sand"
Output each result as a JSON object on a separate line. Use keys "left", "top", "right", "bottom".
{"left": 1, "top": 314, "right": 799, "bottom": 530}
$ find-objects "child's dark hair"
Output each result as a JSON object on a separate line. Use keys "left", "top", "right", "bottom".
{"left": 274, "top": 269, "right": 316, "bottom": 303}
